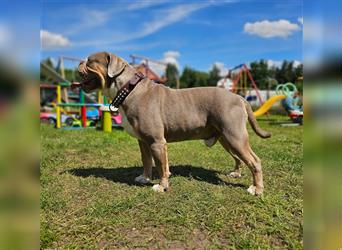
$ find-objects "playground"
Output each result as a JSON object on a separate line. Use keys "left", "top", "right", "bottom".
{"left": 40, "top": 53, "right": 303, "bottom": 248}
{"left": 41, "top": 115, "right": 302, "bottom": 249}
{"left": 40, "top": 57, "right": 303, "bottom": 130}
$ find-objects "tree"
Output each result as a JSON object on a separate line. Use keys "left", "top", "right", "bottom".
{"left": 165, "top": 63, "right": 179, "bottom": 88}
{"left": 40, "top": 58, "right": 82, "bottom": 83}
{"left": 64, "top": 68, "right": 82, "bottom": 82}
{"left": 208, "top": 64, "right": 221, "bottom": 86}
{"left": 180, "top": 66, "right": 196, "bottom": 88}
{"left": 195, "top": 71, "right": 210, "bottom": 87}
{"left": 295, "top": 63, "right": 303, "bottom": 93}
{"left": 180, "top": 66, "right": 209, "bottom": 88}
{"left": 40, "top": 58, "right": 55, "bottom": 82}
{"left": 295, "top": 63, "right": 303, "bottom": 79}
{"left": 275, "top": 60, "right": 297, "bottom": 84}
{"left": 249, "top": 59, "right": 271, "bottom": 89}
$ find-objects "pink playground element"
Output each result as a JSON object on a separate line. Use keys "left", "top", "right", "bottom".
{"left": 111, "top": 112, "right": 122, "bottom": 127}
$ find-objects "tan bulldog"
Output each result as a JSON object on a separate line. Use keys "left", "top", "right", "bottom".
{"left": 78, "top": 52, "right": 271, "bottom": 195}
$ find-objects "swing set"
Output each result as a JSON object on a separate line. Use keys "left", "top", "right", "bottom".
{"left": 230, "top": 64, "right": 264, "bottom": 105}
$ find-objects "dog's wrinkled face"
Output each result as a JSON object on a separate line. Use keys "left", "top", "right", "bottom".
{"left": 78, "top": 52, "right": 127, "bottom": 93}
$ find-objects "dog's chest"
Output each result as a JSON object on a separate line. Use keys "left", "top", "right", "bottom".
{"left": 120, "top": 109, "right": 140, "bottom": 139}
{"left": 103, "top": 83, "right": 140, "bottom": 139}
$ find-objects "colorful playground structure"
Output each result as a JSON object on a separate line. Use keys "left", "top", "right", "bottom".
{"left": 231, "top": 64, "right": 264, "bottom": 105}
{"left": 40, "top": 54, "right": 167, "bottom": 132}
{"left": 41, "top": 54, "right": 303, "bottom": 131}
{"left": 219, "top": 63, "right": 302, "bottom": 123}
{"left": 40, "top": 82, "right": 119, "bottom": 132}
{"left": 253, "top": 82, "right": 303, "bottom": 123}
{"left": 40, "top": 56, "right": 121, "bottom": 132}
{"left": 253, "top": 95, "right": 286, "bottom": 117}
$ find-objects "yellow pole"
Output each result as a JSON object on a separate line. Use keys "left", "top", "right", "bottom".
{"left": 60, "top": 57, "right": 65, "bottom": 79}
{"left": 98, "top": 90, "right": 103, "bottom": 104}
{"left": 100, "top": 106, "right": 112, "bottom": 132}
{"left": 56, "top": 85, "right": 61, "bottom": 129}
{"left": 103, "top": 111, "right": 112, "bottom": 132}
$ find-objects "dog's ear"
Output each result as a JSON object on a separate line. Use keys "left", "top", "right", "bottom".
{"left": 107, "top": 53, "right": 126, "bottom": 78}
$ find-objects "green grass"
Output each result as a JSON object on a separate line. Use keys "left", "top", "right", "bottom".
{"left": 41, "top": 116, "right": 303, "bottom": 249}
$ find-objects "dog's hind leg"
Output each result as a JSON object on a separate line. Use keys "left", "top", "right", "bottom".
{"left": 244, "top": 145, "right": 263, "bottom": 195}
{"left": 230, "top": 157, "right": 243, "bottom": 178}
{"left": 219, "top": 138, "right": 243, "bottom": 178}
{"left": 135, "top": 140, "right": 153, "bottom": 185}
{"left": 150, "top": 139, "right": 169, "bottom": 192}
{"left": 220, "top": 133, "right": 264, "bottom": 196}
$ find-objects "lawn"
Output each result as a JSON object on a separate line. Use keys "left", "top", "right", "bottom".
{"left": 41, "top": 116, "right": 303, "bottom": 249}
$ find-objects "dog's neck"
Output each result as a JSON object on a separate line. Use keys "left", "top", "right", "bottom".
{"left": 102, "top": 64, "right": 153, "bottom": 109}
{"left": 102, "top": 64, "right": 135, "bottom": 100}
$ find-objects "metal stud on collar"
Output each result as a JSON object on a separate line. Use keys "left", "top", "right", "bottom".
{"left": 109, "top": 104, "right": 119, "bottom": 112}
{"left": 108, "top": 72, "right": 145, "bottom": 112}
{"left": 109, "top": 88, "right": 129, "bottom": 112}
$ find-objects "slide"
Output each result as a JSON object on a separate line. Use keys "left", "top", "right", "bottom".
{"left": 253, "top": 95, "right": 286, "bottom": 117}
{"left": 41, "top": 62, "right": 97, "bottom": 104}
{"left": 40, "top": 62, "right": 71, "bottom": 84}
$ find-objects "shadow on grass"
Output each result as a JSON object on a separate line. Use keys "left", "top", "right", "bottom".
{"left": 63, "top": 165, "right": 247, "bottom": 189}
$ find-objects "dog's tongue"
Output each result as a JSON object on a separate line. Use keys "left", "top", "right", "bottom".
{"left": 71, "top": 82, "right": 81, "bottom": 90}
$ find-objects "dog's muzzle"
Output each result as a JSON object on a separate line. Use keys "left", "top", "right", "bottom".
{"left": 78, "top": 60, "right": 88, "bottom": 76}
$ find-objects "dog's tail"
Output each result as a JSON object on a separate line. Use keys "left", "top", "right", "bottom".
{"left": 243, "top": 98, "right": 271, "bottom": 139}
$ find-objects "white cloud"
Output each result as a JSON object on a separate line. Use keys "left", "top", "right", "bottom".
{"left": 244, "top": 19, "right": 301, "bottom": 38}
{"left": 87, "top": 10, "right": 111, "bottom": 25}
{"left": 164, "top": 51, "right": 180, "bottom": 59}
{"left": 267, "top": 59, "right": 302, "bottom": 68}
{"left": 138, "top": 4, "right": 209, "bottom": 40}
{"left": 162, "top": 50, "right": 180, "bottom": 68}
{"left": 143, "top": 50, "right": 181, "bottom": 76}
{"left": 267, "top": 59, "right": 282, "bottom": 68}
{"left": 127, "top": 0, "right": 170, "bottom": 10}
{"left": 63, "top": 8, "right": 113, "bottom": 36}
{"left": 74, "top": 3, "right": 210, "bottom": 47}
{"left": 293, "top": 60, "right": 302, "bottom": 68}
{"left": 0, "top": 23, "right": 11, "bottom": 47}
{"left": 298, "top": 17, "right": 303, "bottom": 25}
{"left": 41, "top": 30, "right": 71, "bottom": 49}
{"left": 211, "top": 62, "right": 228, "bottom": 77}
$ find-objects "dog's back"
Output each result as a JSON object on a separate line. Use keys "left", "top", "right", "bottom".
{"left": 143, "top": 85, "right": 244, "bottom": 142}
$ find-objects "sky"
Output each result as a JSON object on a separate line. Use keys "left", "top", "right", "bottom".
{"left": 41, "top": 0, "right": 303, "bottom": 75}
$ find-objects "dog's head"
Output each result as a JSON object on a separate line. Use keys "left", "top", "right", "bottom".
{"left": 78, "top": 52, "right": 127, "bottom": 93}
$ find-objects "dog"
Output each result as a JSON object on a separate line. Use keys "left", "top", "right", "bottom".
{"left": 77, "top": 52, "right": 271, "bottom": 195}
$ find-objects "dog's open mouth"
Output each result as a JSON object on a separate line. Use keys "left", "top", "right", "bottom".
{"left": 79, "top": 75, "right": 99, "bottom": 93}
{"left": 81, "top": 76, "right": 97, "bottom": 85}
{"left": 78, "top": 60, "right": 104, "bottom": 92}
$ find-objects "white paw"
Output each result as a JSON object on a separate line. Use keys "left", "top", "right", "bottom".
{"left": 135, "top": 175, "right": 151, "bottom": 185}
{"left": 229, "top": 171, "right": 242, "bottom": 178}
{"left": 152, "top": 184, "right": 165, "bottom": 192}
{"left": 247, "top": 185, "right": 256, "bottom": 195}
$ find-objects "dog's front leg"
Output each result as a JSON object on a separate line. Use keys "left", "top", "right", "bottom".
{"left": 150, "top": 139, "right": 169, "bottom": 192}
{"left": 135, "top": 140, "right": 153, "bottom": 185}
